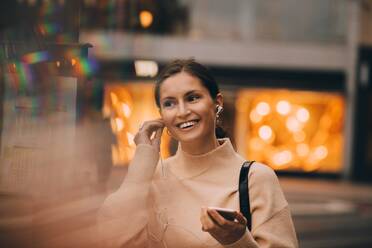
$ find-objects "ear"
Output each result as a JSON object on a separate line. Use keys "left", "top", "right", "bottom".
{"left": 215, "top": 93, "right": 223, "bottom": 108}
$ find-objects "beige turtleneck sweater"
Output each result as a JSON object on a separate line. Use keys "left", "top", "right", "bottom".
{"left": 97, "top": 138, "right": 298, "bottom": 248}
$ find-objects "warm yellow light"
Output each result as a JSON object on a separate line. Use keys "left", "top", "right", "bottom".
{"left": 296, "top": 107, "right": 310, "bottom": 122}
{"left": 110, "top": 92, "right": 118, "bottom": 105}
{"left": 249, "top": 110, "right": 262, "bottom": 123}
{"left": 293, "top": 131, "right": 306, "bottom": 142}
{"left": 115, "top": 118, "right": 124, "bottom": 132}
{"left": 111, "top": 144, "right": 119, "bottom": 165}
{"left": 134, "top": 60, "right": 159, "bottom": 77}
{"left": 259, "top": 125, "right": 273, "bottom": 141}
{"left": 111, "top": 117, "right": 124, "bottom": 132}
{"left": 139, "top": 10, "right": 153, "bottom": 28}
{"left": 256, "top": 102, "right": 270, "bottom": 116}
{"left": 296, "top": 143, "right": 309, "bottom": 157}
{"left": 102, "top": 105, "right": 111, "bottom": 118}
{"left": 122, "top": 103, "right": 131, "bottom": 118}
{"left": 276, "top": 100, "right": 291, "bottom": 115}
{"left": 71, "top": 58, "right": 77, "bottom": 66}
{"left": 286, "top": 116, "right": 301, "bottom": 132}
{"left": 314, "top": 145, "right": 328, "bottom": 160}
{"left": 272, "top": 150, "right": 293, "bottom": 166}
{"left": 56, "top": 61, "right": 60, "bottom": 67}
{"left": 249, "top": 137, "right": 264, "bottom": 151}
{"left": 127, "top": 132, "right": 135, "bottom": 146}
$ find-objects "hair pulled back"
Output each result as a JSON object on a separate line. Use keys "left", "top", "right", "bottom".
{"left": 154, "top": 59, "right": 227, "bottom": 138}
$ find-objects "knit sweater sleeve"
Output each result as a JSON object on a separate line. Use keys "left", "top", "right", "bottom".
{"left": 96, "top": 144, "right": 159, "bottom": 248}
{"left": 224, "top": 163, "right": 298, "bottom": 248}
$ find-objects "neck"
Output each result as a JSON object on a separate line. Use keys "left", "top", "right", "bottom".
{"left": 179, "top": 134, "right": 220, "bottom": 155}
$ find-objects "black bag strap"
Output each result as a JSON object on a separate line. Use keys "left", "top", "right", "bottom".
{"left": 239, "top": 160, "right": 254, "bottom": 231}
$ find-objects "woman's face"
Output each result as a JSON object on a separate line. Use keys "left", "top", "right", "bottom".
{"left": 159, "top": 72, "right": 222, "bottom": 143}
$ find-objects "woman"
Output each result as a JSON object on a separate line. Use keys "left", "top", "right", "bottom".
{"left": 98, "top": 59, "right": 298, "bottom": 248}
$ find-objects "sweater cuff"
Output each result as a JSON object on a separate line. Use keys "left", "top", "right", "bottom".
{"left": 223, "top": 229, "right": 257, "bottom": 248}
{"left": 125, "top": 144, "right": 159, "bottom": 182}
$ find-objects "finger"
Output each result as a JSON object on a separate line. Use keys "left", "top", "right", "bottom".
{"left": 140, "top": 120, "right": 165, "bottom": 135}
{"left": 200, "top": 207, "right": 217, "bottom": 231}
{"left": 207, "top": 209, "right": 231, "bottom": 227}
{"left": 235, "top": 212, "right": 247, "bottom": 226}
{"left": 152, "top": 127, "right": 164, "bottom": 148}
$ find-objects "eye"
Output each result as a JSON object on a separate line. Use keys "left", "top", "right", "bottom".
{"left": 187, "top": 94, "right": 200, "bottom": 102}
{"left": 162, "top": 100, "right": 175, "bottom": 108}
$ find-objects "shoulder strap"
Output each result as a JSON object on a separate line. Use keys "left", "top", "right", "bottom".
{"left": 239, "top": 160, "right": 254, "bottom": 231}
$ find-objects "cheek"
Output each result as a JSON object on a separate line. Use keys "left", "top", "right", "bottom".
{"left": 160, "top": 111, "right": 174, "bottom": 127}
{"left": 194, "top": 104, "right": 215, "bottom": 123}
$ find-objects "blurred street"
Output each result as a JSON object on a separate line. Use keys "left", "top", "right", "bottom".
{"left": 282, "top": 177, "right": 372, "bottom": 248}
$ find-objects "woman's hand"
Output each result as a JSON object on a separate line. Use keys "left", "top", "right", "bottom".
{"left": 200, "top": 207, "right": 247, "bottom": 245}
{"left": 134, "top": 118, "right": 165, "bottom": 152}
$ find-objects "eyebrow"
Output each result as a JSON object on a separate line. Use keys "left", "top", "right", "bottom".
{"left": 161, "top": 90, "right": 201, "bottom": 102}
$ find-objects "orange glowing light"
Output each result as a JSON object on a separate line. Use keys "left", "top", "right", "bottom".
{"left": 286, "top": 116, "right": 301, "bottom": 132}
{"left": 102, "top": 105, "right": 111, "bottom": 118}
{"left": 56, "top": 61, "right": 60, "bottom": 67}
{"left": 110, "top": 92, "right": 119, "bottom": 106}
{"left": 293, "top": 131, "right": 306, "bottom": 143}
{"left": 259, "top": 125, "right": 273, "bottom": 141}
{"left": 256, "top": 102, "right": 270, "bottom": 116}
{"left": 115, "top": 118, "right": 124, "bottom": 132}
{"left": 139, "top": 10, "right": 153, "bottom": 28}
{"left": 296, "top": 143, "right": 309, "bottom": 157}
{"left": 122, "top": 103, "right": 131, "bottom": 118}
{"left": 127, "top": 132, "right": 135, "bottom": 146}
{"left": 314, "top": 145, "right": 328, "bottom": 160}
{"left": 237, "top": 89, "right": 344, "bottom": 173}
{"left": 110, "top": 117, "right": 124, "bottom": 133}
{"left": 249, "top": 110, "right": 262, "bottom": 123}
{"left": 249, "top": 137, "right": 264, "bottom": 151}
{"left": 276, "top": 100, "right": 291, "bottom": 115}
{"left": 71, "top": 58, "right": 77, "bottom": 66}
{"left": 272, "top": 150, "right": 293, "bottom": 167}
{"left": 296, "top": 107, "right": 310, "bottom": 122}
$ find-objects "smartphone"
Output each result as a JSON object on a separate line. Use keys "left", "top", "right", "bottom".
{"left": 208, "top": 207, "right": 237, "bottom": 221}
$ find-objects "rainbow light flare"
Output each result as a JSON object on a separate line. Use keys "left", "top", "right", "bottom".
{"left": 22, "top": 51, "right": 50, "bottom": 64}
{"left": 76, "top": 57, "right": 99, "bottom": 76}
{"left": 41, "top": 23, "right": 60, "bottom": 35}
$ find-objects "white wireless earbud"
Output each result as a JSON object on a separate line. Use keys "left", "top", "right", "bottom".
{"left": 216, "top": 105, "right": 223, "bottom": 116}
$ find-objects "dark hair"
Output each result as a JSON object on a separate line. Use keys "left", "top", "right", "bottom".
{"left": 154, "top": 59, "right": 227, "bottom": 138}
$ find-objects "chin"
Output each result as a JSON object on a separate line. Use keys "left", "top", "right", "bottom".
{"left": 175, "top": 130, "right": 211, "bottom": 143}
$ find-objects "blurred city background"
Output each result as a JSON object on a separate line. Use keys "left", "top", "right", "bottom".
{"left": 0, "top": 0, "right": 372, "bottom": 247}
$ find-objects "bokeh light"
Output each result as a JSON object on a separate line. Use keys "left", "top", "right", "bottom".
{"left": 139, "top": 10, "right": 153, "bottom": 28}
{"left": 276, "top": 100, "right": 291, "bottom": 115}
{"left": 237, "top": 90, "right": 345, "bottom": 173}
{"left": 296, "top": 107, "right": 310, "bottom": 122}
{"left": 259, "top": 125, "right": 273, "bottom": 141}
{"left": 256, "top": 102, "right": 270, "bottom": 116}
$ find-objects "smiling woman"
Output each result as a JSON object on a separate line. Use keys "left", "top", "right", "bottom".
{"left": 97, "top": 59, "right": 298, "bottom": 248}
{"left": 156, "top": 71, "right": 222, "bottom": 154}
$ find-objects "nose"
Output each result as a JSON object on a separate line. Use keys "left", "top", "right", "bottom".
{"left": 176, "top": 102, "right": 191, "bottom": 117}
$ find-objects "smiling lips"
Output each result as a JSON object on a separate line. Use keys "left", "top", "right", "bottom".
{"left": 177, "top": 120, "right": 200, "bottom": 129}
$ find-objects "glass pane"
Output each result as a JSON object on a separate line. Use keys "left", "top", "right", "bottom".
{"left": 235, "top": 89, "right": 345, "bottom": 173}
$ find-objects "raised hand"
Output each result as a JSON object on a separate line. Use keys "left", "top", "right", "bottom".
{"left": 134, "top": 118, "right": 165, "bottom": 152}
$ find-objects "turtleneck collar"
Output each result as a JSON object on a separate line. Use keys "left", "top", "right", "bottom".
{"left": 169, "top": 138, "right": 239, "bottom": 179}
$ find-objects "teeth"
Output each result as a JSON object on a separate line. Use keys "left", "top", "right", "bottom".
{"left": 179, "top": 121, "right": 197, "bottom": 129}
